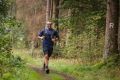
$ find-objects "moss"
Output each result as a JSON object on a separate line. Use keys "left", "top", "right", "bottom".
{"left": 92, "top": 60, "right": 105, "bottom": 69}
{"left": 106, "top": 54, "right": 120, "bottom": 68}
{"left": 93, "top": 54, "right": 120, "bottom": 69}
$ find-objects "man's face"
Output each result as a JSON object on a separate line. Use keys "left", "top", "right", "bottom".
{"left": 47, "top": 22, "right": 52, "bottom": 29}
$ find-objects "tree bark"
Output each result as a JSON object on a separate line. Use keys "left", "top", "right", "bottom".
{"left": 46, "top": 0, "right": 51, "bottom": 22}
{"left": 30, "top": 7, "right": 37, "bottom": 56}
{"left": 118, "top": 18, "right": 120, "bottom": 53}
{"left": 52, "top": 0, "right": 59, "bottom": 31}
{"left": 103, "top": 0, "right": 119, "bottom": 61}
{"left": 50, "top": 0, "right": 53, "bottom": 18}
{"left": 66, "top": 8, "right": 72, "bottom": 46}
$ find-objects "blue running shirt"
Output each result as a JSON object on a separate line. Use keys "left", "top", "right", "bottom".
{"left": 39, "top": 28, "right": 59, "bottom": 48}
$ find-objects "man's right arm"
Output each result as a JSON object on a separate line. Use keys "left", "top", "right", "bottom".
{"left": 38, "top": 30, "right": 45, "bottom": 40}
{"left": 38, "top": 36, "right": 45, "bottom": 40}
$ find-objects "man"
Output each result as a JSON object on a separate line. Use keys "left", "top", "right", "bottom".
{"left": 38, "top": 21, "right": 59, "bottom": 74}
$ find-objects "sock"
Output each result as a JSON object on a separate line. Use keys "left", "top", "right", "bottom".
{"left": 46, "top": 66, "right": 48, "bottom": 69}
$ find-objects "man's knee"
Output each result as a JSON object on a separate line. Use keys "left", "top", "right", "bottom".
{"left": 45, "top": 54, "right": 49, "bottom": 59}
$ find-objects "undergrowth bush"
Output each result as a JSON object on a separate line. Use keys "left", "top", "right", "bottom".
{"left": 59, "top": 30, "right": 104, "bottom": 65}
{"left": 0, "top": 18, "right": 23, "bottom": 79}
{"left": 54, "top": 22, "right": 105, "bottom": 65}
{"left": 0, "top": 0, "right": 23, "bottom": 79}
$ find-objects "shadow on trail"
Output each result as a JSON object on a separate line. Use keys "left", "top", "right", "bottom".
{"left": 26, "top": 63, "right": 75, "bottom": 80}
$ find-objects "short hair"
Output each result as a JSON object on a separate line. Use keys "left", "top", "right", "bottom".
{"left": 46, "top": 21, "right": 52, "bottom": 25}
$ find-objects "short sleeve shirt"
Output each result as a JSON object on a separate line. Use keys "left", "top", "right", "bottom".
{"left": 39, "top": 28, "right": 59, "bottom": 48}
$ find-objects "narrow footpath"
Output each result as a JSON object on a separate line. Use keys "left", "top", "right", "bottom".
{"left": 26, "top": 63, "right": 75, "bottom": 80}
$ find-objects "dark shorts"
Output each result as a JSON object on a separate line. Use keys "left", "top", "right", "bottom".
{"left": 43, "top": 46, "right": 53, "bottom": 57}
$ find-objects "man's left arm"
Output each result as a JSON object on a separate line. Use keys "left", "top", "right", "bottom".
{"left": 51, "top": 31, "right": 59, "bottom": 42}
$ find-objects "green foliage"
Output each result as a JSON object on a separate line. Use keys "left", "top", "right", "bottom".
{"left": 92, "top": 60, "right": 105, "bottom": 69}
{"left": 52, "top": 45, "right": 63, "bottom": 58}
{"left": 0, "top": 0, "right": 24, "bottom": 79}
{"left": 59, "top": 25, "right": 104, "bottom": 65}
{"left": 106, "top": 54, "right": 120, "bottom": 68}
{"left": 59, "top": 0, "right": 106, "bottom": 29}
{"left": 92, "top": 54, "right": 120, "bottom": 69}
{"left": 0, "top": 0, "right": 11, "bottom": 16}
{"left": 56, "top": 0, "right": 106, "bottom": 65}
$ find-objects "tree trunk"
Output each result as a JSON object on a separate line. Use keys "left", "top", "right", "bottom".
{"left": 46, "top": 0, "right": 51, "bottom": 22}
{"left": 50, "top": 0, "right": 53, "bottom": 18}
{"left": 103, "top": 0, "right": 119, "bottom": 61}
{"left": 30, "top": 7, "right": 37, "bottom": 56}
{"left": 52, "top": 0, "right": 59, "bottom": 31}
{"left": 66, "top": 8, "right": 72, "bottom": 46}
{"left": 118, "top": 19, "right": 120, "bottom": 53}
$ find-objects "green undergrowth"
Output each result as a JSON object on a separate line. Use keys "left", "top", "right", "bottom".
{"left": 13, "top": 49, "right": 120, "bottom": 80}
{"left": 50, "top": 61, "right": 120, "bottom": 80}
{"left": 12, "top": 49, "right": 65, "bottom": 80}
{"left": 93, "top": 54, "right": 120, "bottom": 69}
{"left": 12, "top": 65, "right": 64, "bottom": 80}
{"left": 0, "top": 64, "right": 41, "bottom": 80}
{"left": 11, "top": 65, "right": 41, "bottom": 80}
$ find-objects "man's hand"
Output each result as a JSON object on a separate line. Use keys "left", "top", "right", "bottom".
{"left": 52, "top": 38, "right": 58, "bottom": 42}
{"left": 51, "top": 38, "right": 55, "bottom": 42}
{"left": 38, "top": 36, "right": 45, "bottom": 40}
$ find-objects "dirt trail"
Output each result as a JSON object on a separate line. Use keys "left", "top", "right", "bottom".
{"left": 26, "top": 63, "right": 75, "bottom": 80}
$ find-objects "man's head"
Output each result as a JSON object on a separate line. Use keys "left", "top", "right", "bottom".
{"left": 46, "top": 21, "right": 52, "bottom": 29}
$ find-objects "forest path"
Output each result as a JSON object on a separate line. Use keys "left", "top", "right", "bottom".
{"left": 26, "top": 63, "right": 75, "bottom": 80}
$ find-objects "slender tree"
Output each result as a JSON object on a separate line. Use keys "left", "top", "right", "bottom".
{"left": 50, "top": 0, "right": 53, "bottom": 18}
{"left": 66, "top": 8, "right": 72, "bottom": 46}
{"left": 118, "top": 18, "right": 120, "bottom": 53}
{"left": 46, "top": 0, "right": 51, "bottom": 22}
{"left": 104, "top": 0, "right": 119, "bottom": 61}
{"left": 52, "top": 0, "right": 59, "bottom": 31}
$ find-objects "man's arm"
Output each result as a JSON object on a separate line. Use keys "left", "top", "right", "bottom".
{"left": 51, "top": 31, "right": 59, "bottom": 42}
{"left": 38, "top": 36, "right": 45, "bottom": 40}
{"left": 38, "top": 30, "right": 45, "bottom": 40}
{"left": 51, "top": 37, "right": 58, "bottom": 42}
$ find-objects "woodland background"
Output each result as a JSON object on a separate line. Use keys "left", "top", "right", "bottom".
{"left": 0, "top": 0, "right": 120, "bottom": 80}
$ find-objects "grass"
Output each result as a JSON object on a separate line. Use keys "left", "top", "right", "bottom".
{"left": 12, "top": 49, "right": 120, "bottom": 80}
{"left": 14, "top": 67, "right": 63, "bottom": 80}
{"left": 12, "top": 49, "right": 65, "bottom": 80}
{"left": 40, "top": 72, "right": 65, "bottom": 80}
{"left": 0, "top": 65, "right": 41, "bottom": 80}
{"left": 11, "top": 66, "right": 41, "bottom": 80}
{"left": 50, "top": 59, "right": 120, "bottom": 80}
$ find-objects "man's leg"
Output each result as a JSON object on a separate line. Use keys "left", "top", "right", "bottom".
{"left": 43, "top": 46, "right": 53, "bottom": 73}
{"left": 42, "top": 55, "right": 49, "bottom": 70}
{"left": 44, "top": 47, "right": 53, "bottom": 69}
{"left": 44, "top": 54, "right": 49, "bottom": 69}
{"left": 42, "top": 46, "right": 49, "bottom": 71}
{"left": 44, "top": 54, "right": 50, "bottom": 74}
